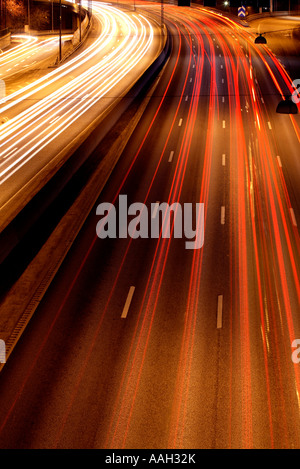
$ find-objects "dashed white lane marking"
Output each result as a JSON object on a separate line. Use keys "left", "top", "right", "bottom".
{"left": 217, "top": 295, "right": 223, "bottom": 329}
{"left": 121, "top": 286, "right": 135, "bottom": 319}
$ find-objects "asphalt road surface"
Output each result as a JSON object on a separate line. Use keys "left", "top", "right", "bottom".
{"left": 0, "top": 4, "right": 299, "bottom": 449}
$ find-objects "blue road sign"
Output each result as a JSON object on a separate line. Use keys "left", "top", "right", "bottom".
{"left": 238, "top": 6, "right": 246, "bottom": 17}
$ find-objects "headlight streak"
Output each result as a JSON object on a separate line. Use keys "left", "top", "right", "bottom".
{"left": 0, "top": 2, "right": 299, "bottom": 450}
{"left": 0, "top": 23, "right": 151, "bottom": 180}
{"left": 0, "top": 14, "right": 111, "bottom": 111}
{"left": 0, "top": 11, "right": 115, "bottom": 138}
{"left": 0, "top": 7, "right": 116, "bottom": 110}
{"left": 1, "top": 21, "right": 135, "bottom": 158}
{"left": 0, "top": 4, "right": 155, "bottom": 186}
{"left": 0, "top": 35, "right": 73, "bottom": 82}
{"left": 0, "top": 35, "right": 38, "bottom": 68}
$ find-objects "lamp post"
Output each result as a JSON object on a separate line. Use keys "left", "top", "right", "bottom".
{"left": 59, "top": 0, "right": 62, "bottom": 61}
{"left": 28, "top": 0, "right": 30, "bottom": 30}
{"left": 51, "top": 0, "right": 54, "bottom": 32}
{"left": 79, "top": 0, "right": 81, "bottom": 42}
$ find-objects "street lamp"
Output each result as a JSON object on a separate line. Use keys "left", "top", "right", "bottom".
{"left": 78, "top": 0, "right": 82, "bottom": 42}
{"left": 224, "top": 1, "right": 229, "bottom": 12}
{"left": 59, "top": 0, "right": 62, "bottom": 61}
{"left": 28, "top": 0, "right": 30, "bottom": 30}
{"left": 254, "top": 33, "right": 267, "bottom": 44}
{"left": 276, "top": 96, "right": 298, "bottom": 114}
{"left": 0, "top": 0, "right": 6, "bottom": 29}
{"left": 51, "top": 0, "right": 54, "bottom": 32}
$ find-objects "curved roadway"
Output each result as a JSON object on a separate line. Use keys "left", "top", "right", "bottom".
{"left": 0, "top": 2, "right": 162, "bottom": 230}
{"left": 0, "top": 3, "right": 299, "bottom": 450}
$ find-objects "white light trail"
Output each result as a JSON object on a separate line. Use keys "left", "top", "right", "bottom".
{"left": 0, "top": 3, "right": 156, "bottom": 188}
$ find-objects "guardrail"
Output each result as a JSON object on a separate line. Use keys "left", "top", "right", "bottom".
{"left": 72, "top": 9, "right": 90, "bottom": 46}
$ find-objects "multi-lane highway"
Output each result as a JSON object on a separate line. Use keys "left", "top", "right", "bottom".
{"left": 0, "top": 2, "right": 299, "bottom": 449}
{"left": 0, "top": 34, "right": 64, "bottom": 82}
{"left": 0, "top": 2, "right": 162, "bottom": 230}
